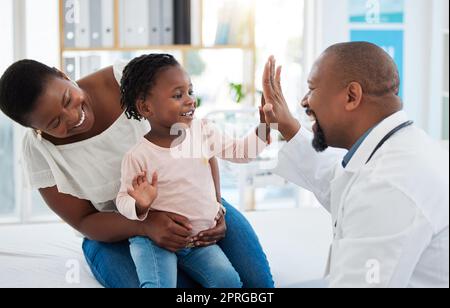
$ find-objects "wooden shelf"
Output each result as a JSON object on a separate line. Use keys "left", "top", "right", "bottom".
{"left": 61, "top": 45, "right": 255, "bottom": 53}
{"left": 59, "top": 0, "right": 257, "bottom": 105}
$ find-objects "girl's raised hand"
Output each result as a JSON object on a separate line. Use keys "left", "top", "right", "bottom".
{"left": 128, "top": 171, "right": 158, "bottom": 216}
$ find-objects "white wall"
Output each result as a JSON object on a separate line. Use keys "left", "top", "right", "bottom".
{"left": 317, "top": 0, "right": 349, "bottom": 51}
{"left": 0, "top": 0, "right": 60, "bottom": 223}
{"left": 426, "top": 0, "right": 448, "bottom": 138}
{"left": 403, "top": 0, "right": 432, "bottom": 131}
{"left": 0, "top": 0, "right": 59, "bottom": 72}
{"left": 315, "top": 0, "right": 446, "bottom": 138}
{"left": 0, "top": 0, "right": 14, "bottom": 74}
{"left": 25, "top": 0, "right": 60, "bottom": 67}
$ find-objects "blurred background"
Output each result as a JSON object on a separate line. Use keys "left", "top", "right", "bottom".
{"left": 0, "top": 0, "right": 449, "bottom": 224}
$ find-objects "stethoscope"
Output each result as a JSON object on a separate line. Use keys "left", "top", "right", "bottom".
{"left": 333, "top": 120, "right": 414, "bottom": 236}
{"left": 366, "top": 120, "right": 414, "bottom": 164}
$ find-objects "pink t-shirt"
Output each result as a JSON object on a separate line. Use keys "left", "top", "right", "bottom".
{"left": 116, "top": 119, "right": 267, "bottom": 235}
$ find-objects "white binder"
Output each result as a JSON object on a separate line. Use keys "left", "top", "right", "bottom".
{"left": 148, "top": 0, "right": 161, "bottom": 45}
{"left": 64, "top": 57, "right": 77, "bottom": 81}
{"left": 89, "top": 0, "right": 102, "bottom": 48}
{"left": 190, "top": 0, "right": 201, "bottom": 46}
{"left": 118, "top": 0, "right": 127, "bottom": 46}
{"left": 120, "top": 0, "right": 150, "bottom": 47}
{"left": 79, "top": 56, "right": 90, "bottom": 78}
{"left": 63, "top": 0, "right": 76, "bottom": 48}
{"left": 101, "top": 0, "right": 114, "bottom": 47}
{"left": 79, "top": 56, "right": 102, "bottom": 78}
{"left": 75, "top": 0, "right": 90, "bottom": 48}
{"left": 89, "top": 56, "right": 102, "bottom": 74}
{"left": 160, "top": 0, "right": 174, "bottom": 45}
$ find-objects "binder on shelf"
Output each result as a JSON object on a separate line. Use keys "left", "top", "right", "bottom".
{"left": 214, "top": 1, "right": 251, "bottom": 46}
{"left": 63, "top": 0, "right": 76, "bottom": 48}
{"left": 215, "top": 21, "right": 231, "bottom": 45}
{"left": 79, "top": 56, "right": 90, "bottom": 78}
{"left": 228, "top": 6, "right": 251, "bottom": 46}
{"left": 174, "top": 0, "right": 191, "bottom": 45}
{"left": 160, "top": 0, "right": 174, "bottom": 45}
{"left": 89, "top": 0, "right": 102, "bottom": 48}
{"left": 89, "top": 55, "right": 102, "bottom": 74}
{"left": 118, "top": 0, "right": 191, "bottom": 46}
{"left": 75, "top": 0, "right": 91, "bottom": 48}
{"left": 120, "top": 0, "right": 151, "bottom": 47}
{"left": 101, "top": 0, "right": 114, "bottom": 47}
{"left": 63, "top": 57, "right": 77, "bottom": 81}
{"left": 190, "top": 0, "right": 201, "bottom": 46}
{"left": 79, "top": 56, "right": 102, "bottom": 78}
{"left": 148, "top": 0, "right": 161, "bottom": 45}
{"left": 118, "top": 0, "right": 126, "bottom": 46}
{"left": 214, "top": 2, "right": 234, "bottom": 45}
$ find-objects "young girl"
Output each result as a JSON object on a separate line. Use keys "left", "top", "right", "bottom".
{"left": 116, "top": 54, "right": 270, "bottom": 288}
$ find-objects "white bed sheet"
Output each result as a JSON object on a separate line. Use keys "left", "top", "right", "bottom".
{"left": 0, "top": 208, "right": 332, "bottom": 288}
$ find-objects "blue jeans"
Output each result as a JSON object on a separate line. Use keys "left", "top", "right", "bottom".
{"left": 129, "top": 237, "right": 242, "bottom": 288}
{"left": 82, "top": 199, "right": 274, "bottom": 288}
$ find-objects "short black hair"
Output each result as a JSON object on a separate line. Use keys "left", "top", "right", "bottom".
{"left": 324, "top": 42, "right": 400, "bottom": 96}
{"left": 120, "top": 53, "right": 180, "bottom": 121}
{"left": 0, "top": 59, "right": 60, "bottom": 127}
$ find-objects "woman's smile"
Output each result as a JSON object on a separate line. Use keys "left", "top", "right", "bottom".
{"left": 73, "top": 105, "right": 86, "bottom": 128}
{"left": 68, "top": 100, "right": 95, "bottom": 136}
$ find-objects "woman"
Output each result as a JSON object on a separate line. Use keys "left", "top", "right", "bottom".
{"left": 0, "top": 59, "right": 274, "bottom": 288}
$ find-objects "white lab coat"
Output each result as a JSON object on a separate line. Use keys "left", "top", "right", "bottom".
{"left": 274, "top": 111, "right": 449, "bottom": 288}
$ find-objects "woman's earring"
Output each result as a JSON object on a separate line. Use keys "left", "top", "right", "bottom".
{"left": 35, "top": 130, "right": 42, "bottom": 141}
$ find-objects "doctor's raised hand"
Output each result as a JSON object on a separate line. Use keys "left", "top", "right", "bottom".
{"left": 262, "top": 56, "right": 301, "bottom": 141}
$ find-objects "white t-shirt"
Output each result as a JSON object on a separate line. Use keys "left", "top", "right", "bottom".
{"left": 22, "top": 61, "right": 150, "bottom": 212}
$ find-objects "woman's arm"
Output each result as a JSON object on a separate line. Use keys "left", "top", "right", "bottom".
{"left": 40, "top": 186, "right": 143, "bottom": 242}
{"left": 39, "top": 186, "right": 192, "bottom": 251}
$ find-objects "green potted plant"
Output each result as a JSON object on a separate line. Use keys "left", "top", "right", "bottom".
{"left": 229, "top": 82, "right": 246, "bottom": 104}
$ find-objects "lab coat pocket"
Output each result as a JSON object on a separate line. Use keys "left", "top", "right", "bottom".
{"left": 330, "top": 170, "right": 357, "bottom": 235}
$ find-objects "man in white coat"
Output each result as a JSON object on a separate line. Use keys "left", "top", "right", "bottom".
{"left": 261, "top": 42, "right": 449, "bottom": 288}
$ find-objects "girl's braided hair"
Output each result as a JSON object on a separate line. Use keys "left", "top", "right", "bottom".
{"left": 120, "top": 53, "right": 180, "bottom": 121}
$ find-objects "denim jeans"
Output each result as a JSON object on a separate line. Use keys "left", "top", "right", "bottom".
{"left": 82, "top": 199, "right": 274, "bottom": 288}
{"left": 129, "top": 236, "right": 242, "bottom": 288}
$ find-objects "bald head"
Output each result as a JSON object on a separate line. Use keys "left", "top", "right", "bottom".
{"left": 303, "top": 42, "right": 403, "bottom": 151}
{"left": 322, "top": 42, "right": 400, "bottom": 97}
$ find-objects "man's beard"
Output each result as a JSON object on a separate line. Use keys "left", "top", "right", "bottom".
{"left": 312, "top": 121, "right": 329, "bottom": 152}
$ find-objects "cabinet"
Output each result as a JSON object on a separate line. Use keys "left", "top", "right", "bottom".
{"left": 59, "top": 0, "right": 257, "bottom": 106}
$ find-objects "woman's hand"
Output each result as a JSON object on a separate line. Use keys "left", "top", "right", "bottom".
{"left": 142, "top": 211, "right": 193, "bottom": 252}
{"left": 262, "top": 56, "right": 301, "bottom": 141}
{"left": 192, "top": 212, "right": 227, "bottom": 247}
